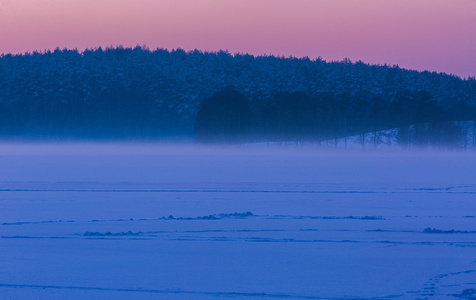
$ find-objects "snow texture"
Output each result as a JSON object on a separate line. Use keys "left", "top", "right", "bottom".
{"left": 1, "top": 143, "right": 476, "bottom": 299}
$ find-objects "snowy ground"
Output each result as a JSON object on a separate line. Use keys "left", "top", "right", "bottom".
{"left": 1, "top": 143, "right": 475, "bottom": 299}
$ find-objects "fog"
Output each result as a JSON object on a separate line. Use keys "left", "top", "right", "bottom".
{"left": 1, "top": 141, "right": 474, "bottom": 190}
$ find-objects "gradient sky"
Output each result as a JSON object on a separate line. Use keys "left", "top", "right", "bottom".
{"left": 0, "top": 0, "right": 475, "bottom": 78}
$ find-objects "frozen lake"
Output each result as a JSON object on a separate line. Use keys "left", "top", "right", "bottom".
{"left": 1, "top": 143, "right": 475, "bottom": 299}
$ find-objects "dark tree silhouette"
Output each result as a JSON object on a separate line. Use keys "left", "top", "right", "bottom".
{"left": 262, "top": 92, "right": 318, "bottom": 143}
{"left": 194, "top": 87, "right": 251, "bottom": 143}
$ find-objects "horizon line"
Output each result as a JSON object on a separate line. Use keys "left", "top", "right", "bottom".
{"left": 1, "top": 45, "right": 471, "bottom": 80}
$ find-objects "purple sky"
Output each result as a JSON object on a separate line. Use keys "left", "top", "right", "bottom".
{"left": 1, "top": 0, "right": 475, "bottom": 78}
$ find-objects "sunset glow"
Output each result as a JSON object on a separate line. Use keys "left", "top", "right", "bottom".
{"left": 0, "top": 0, "right": 475, "bottom": 77}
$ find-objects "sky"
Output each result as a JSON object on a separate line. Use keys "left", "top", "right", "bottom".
{"left": 0, "top": 0, "right": 475, "bottom": 78}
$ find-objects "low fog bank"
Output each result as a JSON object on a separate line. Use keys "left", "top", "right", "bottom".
{"left": 1, "top": 140, "right": 476, "bottom": 157}
{"left": 1, "top": 141, "right": 475, "bottom": 192}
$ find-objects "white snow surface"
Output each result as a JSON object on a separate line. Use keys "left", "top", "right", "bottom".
{"left": 1, "top": 142, "right": 476, "bottom": 299}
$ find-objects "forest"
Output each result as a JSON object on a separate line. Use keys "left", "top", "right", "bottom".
{"left": 0, "top": 46, "right": 475, "bottom": 149}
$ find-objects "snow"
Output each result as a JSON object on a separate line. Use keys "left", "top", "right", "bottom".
{"left": 1, "top": 143, "right": 476, "bottom": 299}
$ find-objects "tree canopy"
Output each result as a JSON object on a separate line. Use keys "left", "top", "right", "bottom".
{"left": 0, "top": 46, "right": 475, "bottom": 148}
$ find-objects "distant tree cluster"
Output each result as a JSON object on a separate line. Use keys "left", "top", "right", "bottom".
{"left": 194, "top": 87, "right": 251, "bottom": 143}
{"left": 0, "top": 46, "right": 475, "bottom": 148}
{"left": 195, "top": 87, "right": 476, "bottom": 150}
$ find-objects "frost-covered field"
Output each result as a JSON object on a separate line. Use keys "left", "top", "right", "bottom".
{"left": 1, "top": 143, "right": 475, "bottom": 299}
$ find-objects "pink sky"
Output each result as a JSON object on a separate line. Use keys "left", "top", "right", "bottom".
{"left": 1, "top": 0, "right": 475, "bottom": 78}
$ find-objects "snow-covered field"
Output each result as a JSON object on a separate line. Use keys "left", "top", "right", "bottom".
{"left": 1, "top": 143, "right": 475, "bottom": 299}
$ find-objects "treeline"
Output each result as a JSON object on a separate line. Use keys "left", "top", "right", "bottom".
{"left": 0, "top": 47, "right": 475, "bottom": 148}
{"left": 195, "top": 87, "right": 476, "bottom": 150}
